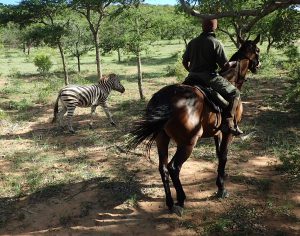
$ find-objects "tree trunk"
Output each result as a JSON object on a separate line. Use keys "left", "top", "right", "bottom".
{"left": 183, "top": 38, "right": 188, "bottom": 47}
{"left": 137, "top": 50, "right": 145, "bottom": 100}
{"left": 76, "top": 42, "right": 81, "bottom": 73}
{"left": 76, "top": 54, "right": 81, "bottom": 73}
{"left": 266, "top": 38, "right": 274, "bottom": 54}
{"left": 93, "top": 32, "right": 102, "bottom": 80}
{"left": 23, "top": 43, "right": 26, "bottom": 54}
{"left": 117, "top": 48, "right": 121, "bottom": 63}
{"left": 58, "top": 42, "right": 69, "bottom": 85}
{"left": 27, "top": 44, "right": 31, "bottom": 55}
{"left": 135, "top": 17, "right": 145, "bottom": 100}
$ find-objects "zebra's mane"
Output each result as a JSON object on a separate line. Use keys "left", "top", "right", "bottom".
{"left": 100, "top": 73, "right": 117, "bottom": 82}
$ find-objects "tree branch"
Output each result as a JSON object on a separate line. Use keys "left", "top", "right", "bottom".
{"left": 179, "top": 0, "right": 300, "bottom": 19}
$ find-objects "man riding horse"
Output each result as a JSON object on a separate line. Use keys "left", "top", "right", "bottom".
{"left": 182, "top": 18, "right": 243, "bottom": 136}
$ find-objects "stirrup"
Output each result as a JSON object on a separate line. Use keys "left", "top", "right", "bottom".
{"left": 221, "top": 123, "right": 243, "bottom": 136}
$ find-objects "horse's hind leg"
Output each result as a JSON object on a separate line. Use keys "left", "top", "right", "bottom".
{"left": 156, "top": 131, "right": 173, "bottom": 210}
{"left": 214, "top": 133, "right": 233, "bottom": 198}
{"left": 167, "top": 143, "right": 195, "bottom": 213}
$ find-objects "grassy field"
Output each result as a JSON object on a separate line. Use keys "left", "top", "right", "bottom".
{"left": 0, "top": 40, "right": 299, "bottom": 235}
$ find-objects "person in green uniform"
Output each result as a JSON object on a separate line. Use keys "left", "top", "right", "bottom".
{"left": 182, "top": 18, "right": 243, "bottom": 136}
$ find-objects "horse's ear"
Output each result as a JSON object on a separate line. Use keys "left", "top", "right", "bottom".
{"left": 253, "top": 34, "right": 260, "bottom": 44}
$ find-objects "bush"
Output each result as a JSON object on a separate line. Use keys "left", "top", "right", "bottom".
{"left": 33, "top": 54, "right": 53, "bottom": 74}
{"left": 9, "top": 98, "right": 33, "bottom": 111}
{"left": 166, "top": 55, "right": 188, "bottom": 82}
{"left": 284, "top": 45, "right": 299, "bottom": 63}
{"left": 285, "top": 46, "right": 300, "bottom": 102}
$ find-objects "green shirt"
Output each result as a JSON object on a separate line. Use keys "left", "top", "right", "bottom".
{"left": 182, "top": 32, "right": 228, "bottom": 73}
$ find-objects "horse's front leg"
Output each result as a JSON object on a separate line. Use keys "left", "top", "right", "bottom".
{"left": 156, "top": 132, "right": 173, "bottom": 211}
{"left": 215, "top": 133, "right": 233, "bottom": 198}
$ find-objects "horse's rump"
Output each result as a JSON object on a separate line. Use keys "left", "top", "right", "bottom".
{"left": 127, "top": 84, "right": 221, "bottom": 151}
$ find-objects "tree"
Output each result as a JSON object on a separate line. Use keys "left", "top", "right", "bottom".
{"left": 255, "top": 8, "right": 300, "bottom": 53}
{"left": 16, "top": 0, "right": 71, "bottom": 85}
{"left": 100, "top": 16, "right": 127, "bottom": 63}
{"left": 71, "top": 0, "right": 132, "bottom": 80}
{"left": 163, "top": 9, "right": 199, "bottom": 46}
{"left": 65, "top": 18, "right": 94, "bottom": 72}
{"left": 121, "top": 4, "right": 160, "bottom": 100}
{"left": 179, "top": 0, "right": 300, "bottom": 47}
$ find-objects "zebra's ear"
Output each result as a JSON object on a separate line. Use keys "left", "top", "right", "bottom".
{"left": 109, "top": 73, "right": 117, "bottom": 79}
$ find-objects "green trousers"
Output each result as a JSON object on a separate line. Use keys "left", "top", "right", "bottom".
{"left": 183, "top": 72, "right": 240, "bottom": 102}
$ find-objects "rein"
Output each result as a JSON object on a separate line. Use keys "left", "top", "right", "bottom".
{"left": 235, "top": 60, "right": 246, "bottom": 87}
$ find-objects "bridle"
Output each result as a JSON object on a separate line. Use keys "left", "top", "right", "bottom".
{"left": 234, "top": 51, "right": 260, "bottom": 87}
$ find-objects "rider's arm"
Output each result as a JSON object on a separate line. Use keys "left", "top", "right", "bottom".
{"left": 215, "top": 41, "right": 228, "bottom": 71}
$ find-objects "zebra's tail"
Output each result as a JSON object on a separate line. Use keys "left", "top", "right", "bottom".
{"left": 52, "top": 93, "right": 61, "bottom": 123}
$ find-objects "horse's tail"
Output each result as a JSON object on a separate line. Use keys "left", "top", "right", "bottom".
{"left": 126, "top": 102, "right": 171, "bottom": 156}
{"left": 52, "top": 92, "right": 61, "bottom": 123}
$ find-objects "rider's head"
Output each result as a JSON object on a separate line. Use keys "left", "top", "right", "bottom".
{"left": 202, "top": 19, "right": 218, "bottom": 32}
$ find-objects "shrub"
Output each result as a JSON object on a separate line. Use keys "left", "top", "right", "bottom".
{"left": 166, "top": 54, "right": 188, "bottom": 82}
{"left": 9, "top": 98, "right": 33, "bottom": 111}
{"left": 33, "top": 54, "right": 53, "bottom": 74}
{"left": 284, "top": 60, "right": 300, "bottom": 102}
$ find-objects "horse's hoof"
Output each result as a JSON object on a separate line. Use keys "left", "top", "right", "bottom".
{"left": 216, "top": 189, "right": 229, "bottom": 199}
{"left": 172, "top": 205, "right": 184, "bottom": 217}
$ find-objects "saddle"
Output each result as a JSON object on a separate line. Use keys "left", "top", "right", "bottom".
{"left": 182, "top": 75, "right": 230, "bottom": 113}
{"left": 194, "top": 85, "right": 229, "bottom": 113}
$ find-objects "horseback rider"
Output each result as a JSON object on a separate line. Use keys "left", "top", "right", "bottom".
{"left": 182, "top": 18, "right": 243, "bottom": 136}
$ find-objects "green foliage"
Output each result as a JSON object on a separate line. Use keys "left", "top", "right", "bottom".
{"left": 33, "top": 54, "right": 53, "bottom": 74}
{"left": 284, "top": 46, "right": 300, "bottom": 102}
{"left": 258, "top": 52, "right": 278, "bottom": 76}
{"left": 166, "top": 53, "right": 187, "bottom": 82}
{"left": 277, "top": 150, "right": 300, "bottom": 178}
{"left": 9, "top": 98, "right": 33, "bottom": 111}
{"left": 0, "top": 108, "right": 8, "bottom": 119}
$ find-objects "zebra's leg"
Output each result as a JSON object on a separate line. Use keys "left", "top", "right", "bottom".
{"left": 101, "top": 102, "right": 116, "bottom": 126}
{"left": 57, "top": 105, "right": 67, "bottom": 128}
{"left": 89, "top": 105, "right": 97, "bottom": 128}
{"left": 66, "top": 105, "right": 76, "bottom": 133}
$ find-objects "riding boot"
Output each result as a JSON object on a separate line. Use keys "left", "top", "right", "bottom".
{"left": 223, "top": 97, "right": 243, "bottom": 136}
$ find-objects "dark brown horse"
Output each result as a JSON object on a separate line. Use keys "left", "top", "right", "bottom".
{"left": 127, "top": 35, "right": 260, "bottom": 216}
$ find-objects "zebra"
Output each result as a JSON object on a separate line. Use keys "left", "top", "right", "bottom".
{"left": 52, "top": 73, "right": 125, "bottom": 133}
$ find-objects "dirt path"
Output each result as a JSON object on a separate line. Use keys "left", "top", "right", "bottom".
{"left": 0, "top": 77, "right": 299, "bottom": 235}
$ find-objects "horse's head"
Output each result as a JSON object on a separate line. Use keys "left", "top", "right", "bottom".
{"left": 238, "top": 34, "right": 261, "bottom": 73}
{"left": 104, "top": 73, "right": 125, "bottom": 93}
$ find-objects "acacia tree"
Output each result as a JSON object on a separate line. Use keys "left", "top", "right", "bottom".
{"left": 120, "top": 4, "right": 160, "bottom": 100}
{"left": 16, "top": 0, "right": 71, "bottom": 85}
{"left": 71, "top": 0, "right": 132, "bottom": 80}
{"left": 254, "top": 8, "right": 300, "bottom": 53}
{"left": 179, "top": 0, "right": 300, "bottom": 47}
{"left": 65, "top": 19, "right": 94, "bottom": 73}
{"left": 159, "top": 6, "right": 200, "bottom": 45}
{"left": 100, "top": 16, "right": 127, "bottom": 63}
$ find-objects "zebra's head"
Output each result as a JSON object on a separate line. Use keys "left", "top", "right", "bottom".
{"left": 105, "top": 74, "right": 125, "bottom": 93}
